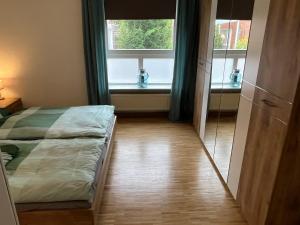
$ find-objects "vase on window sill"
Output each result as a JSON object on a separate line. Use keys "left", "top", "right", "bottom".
{"left": 138, "top": 69, "right": 149, "bottom": 88}
{"left": 230, "top": 69, "right": 242, "bottom": 87}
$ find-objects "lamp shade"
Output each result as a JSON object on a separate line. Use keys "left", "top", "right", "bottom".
{"left": 0, "top": 80, "right": 4, "bottom": 90}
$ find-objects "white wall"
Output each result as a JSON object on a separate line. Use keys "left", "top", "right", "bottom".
{"left": 0, "top": 0, "right": 88, "bottom": 107}
{"left": 209, "top": 93, "right": 240, "bottom": 111}
{"left": 0, "top": 0, "right": 242, "bottom": 113}
{"left": 111, "top": 93, "right": 240, "bottom": 112}
{"left": 112, "top": 94, "right": 170, "bottom": 112}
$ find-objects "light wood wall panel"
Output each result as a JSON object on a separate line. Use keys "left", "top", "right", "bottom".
{"left": 238, "top": 96, "right": 288, "bottom": 225}
{"left": 266, "top": 77, "right": 300, "bottom": 225}
{"left": 256, "top": 0, "right": 300, "bottom": 102}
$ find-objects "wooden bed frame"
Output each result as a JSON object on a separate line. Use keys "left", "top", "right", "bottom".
{"left": 17, "top": 116, "right": 117, "bottom": 225}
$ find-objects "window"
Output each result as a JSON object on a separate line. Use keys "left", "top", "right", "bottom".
{"left": 106, "top": 20, "right": 175, "bottom": 85}
{"left": 212, "top": 20, "right": 251, "bottom": 88}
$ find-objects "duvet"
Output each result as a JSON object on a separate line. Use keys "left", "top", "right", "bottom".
{"left": 1, "top": 138, "right": 106, "bottom": 203}
{"left": 0, "top": 105, "right": 114, "bottom": 140}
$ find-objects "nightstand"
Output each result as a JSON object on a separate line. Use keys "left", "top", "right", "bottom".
{"left": 0, "top": 98, "right": 23, "bottom": 114}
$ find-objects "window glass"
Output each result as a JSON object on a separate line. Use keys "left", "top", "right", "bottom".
{"left": 212, "top": 58, "right": 234, "bottom": 84}
{"left": 107, "top": 20, "right": 174, "bottom": 50}
{"left": 143, "top": 59, "right": 174, "bottom": 83}
{"left": 212, "top": 20, "right": 251, "bottom": 85}
{"left": 107, "top": 59, "right": 139, "bottom": 83}
{"left": 214, "top": 20, "right": 251, "bottom": 50}
{"left": 237, "top": 58, "right": 246, "bottom": 79}
{"left": 214, "top": 20, "right": 231, "bottom": 49}
{"left": 106, "top": 20, "right": 175, "bottom": 85}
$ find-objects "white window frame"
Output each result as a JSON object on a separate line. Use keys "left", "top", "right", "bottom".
{"left": 211, "top": 49, "right": 247, "bottom": 87}
{"left": 107, "top": 50, "right": 175, "bottom": 84}
{"left": 213, "top": 49, "right": 247, "bottom": 71}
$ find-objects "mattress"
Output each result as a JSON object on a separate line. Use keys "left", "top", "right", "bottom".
{"left": 12, "top": 116, "right": 115, "bottom": 212}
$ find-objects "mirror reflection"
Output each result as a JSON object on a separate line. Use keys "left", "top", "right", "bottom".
{"left": 204, "top": 1, "right": 252, "bottom": 181}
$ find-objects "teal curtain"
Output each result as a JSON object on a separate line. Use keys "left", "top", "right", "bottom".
{"left": 82, "top": 0, "right": 110, "bottom": 105}
{"left": 169, "top": 0, "right": 200, "bottom": 121}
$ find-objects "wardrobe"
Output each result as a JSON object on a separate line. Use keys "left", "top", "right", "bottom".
{"left": 194, "top": 0, "right": 300, "bottom": 225}
{"left": 194, "top": 0, "right": 255, "bottom": 184}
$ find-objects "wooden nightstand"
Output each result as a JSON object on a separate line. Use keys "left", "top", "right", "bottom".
{"left": 0, "top": 98, "right": 23, "bottom": 114}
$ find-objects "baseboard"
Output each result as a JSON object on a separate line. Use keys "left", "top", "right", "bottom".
{"left": 208, "top": 110, "right": 238, "bottom": 117}
{"left": 115, "top": 111, "right": 169, "bottom": 118}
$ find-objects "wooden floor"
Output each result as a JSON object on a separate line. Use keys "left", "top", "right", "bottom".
{"left": 204, "top": 116, "right": 237, "bottom": 181}
{"left": 96, "top": 118, "right": 247, "bottom": 225}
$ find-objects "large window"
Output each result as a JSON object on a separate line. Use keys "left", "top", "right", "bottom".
{"left": 212, "top": 20, "right": 251, "bottom": 87}
{"left": 106, "top": 20, "right": 175, "bottom": 85}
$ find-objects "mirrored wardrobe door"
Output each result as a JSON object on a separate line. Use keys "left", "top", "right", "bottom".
{"left": 203, "top": 85, "right": 221, "bottom": 157}
{"left": 213, "top": 18, "right": 252, "bottom": 181}
{"left": 203, "top": 52, "right": 225, "bottom": 158}
{"left": 203, "top": 0, "right": 233, "bottom": 160}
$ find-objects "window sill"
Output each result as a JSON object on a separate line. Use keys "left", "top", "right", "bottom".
{"left": 109, "top": 84, "right": 172, "bottom": 94}
{"left": 211, "top": 83, "right": 241, "bottom": 93}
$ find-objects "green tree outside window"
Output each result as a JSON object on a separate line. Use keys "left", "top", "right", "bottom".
{"left": 236, "top": 38, "right": 249, "bottom": 50}
{"left": 113, "top": 20, "right": 173, "bottom": 49}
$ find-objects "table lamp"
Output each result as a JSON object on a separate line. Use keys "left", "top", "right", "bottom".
{"left": 0, "top": 80, "right": 5, "bottom": 100}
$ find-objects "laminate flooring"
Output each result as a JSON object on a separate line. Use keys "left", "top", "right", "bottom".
{"left": 96, "top": 118, "right": 247, "bottom": 225}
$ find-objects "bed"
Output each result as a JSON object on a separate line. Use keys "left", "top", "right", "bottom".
{"left": 0, "top": 105, "right": 117, "bottom": 225}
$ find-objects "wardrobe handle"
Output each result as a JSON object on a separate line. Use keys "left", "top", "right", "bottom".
{"left": 262, "top": 99, "right": 278, "bottom": 108}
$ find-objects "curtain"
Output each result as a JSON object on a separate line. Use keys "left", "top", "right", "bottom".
{"left": 82, "top": 0, "right": 110, "bottom": 105}
{"left": 169, "top": 0, "right": 200, "bottom": 121}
